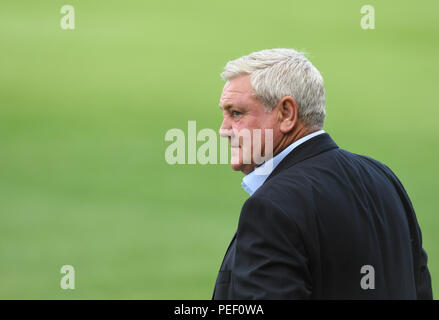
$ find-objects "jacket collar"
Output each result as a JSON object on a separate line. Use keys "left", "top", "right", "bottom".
{"left": 265, "top": 132, "right": 339, "bottom": 183}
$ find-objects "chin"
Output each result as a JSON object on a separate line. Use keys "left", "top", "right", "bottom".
{"left": 230, "top": 163, "right": 254, "bottom": 175}
{"left": 230, "top": 147, "right": 253, "bottom": 174}
{"left": 230, "top": 163, "right": 244, "bottom": 172}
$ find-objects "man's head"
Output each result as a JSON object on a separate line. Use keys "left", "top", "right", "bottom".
{"left": 219, "top": 48, "right": 326, "bottom": 174}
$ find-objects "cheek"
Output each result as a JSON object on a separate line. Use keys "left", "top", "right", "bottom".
{"left": 231, "top": 120, "right": 244, "bottom": 132}
{"left": 231, "top": 122, "right": 248, "bottom": 143}
{"left": 256, "top": 118, "right": 277, "bottom": 153}
{"left": 253, "top": 116, "right": 272, "bottom": 134}
{"left": 235, "top": 119, "right": 259, "bottom": 137}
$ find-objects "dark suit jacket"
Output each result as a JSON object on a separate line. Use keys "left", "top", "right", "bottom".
{"left": 213, "top": 133, "right": 432, "bottom": 299}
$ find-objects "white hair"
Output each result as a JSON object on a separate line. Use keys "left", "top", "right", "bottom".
{"left": 221, "top": 48, "right": 326, "bottom": 129}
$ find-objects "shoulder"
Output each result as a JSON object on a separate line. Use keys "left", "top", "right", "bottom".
{"left": 337, "top": 149, "right": 403, "bottom": 185}
{"left": 250, "top": 147, "right": 404, "bottom": 217}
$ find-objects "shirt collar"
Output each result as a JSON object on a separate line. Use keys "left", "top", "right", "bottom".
{"left": 241, "top": 130, "right": 325, "bottom": 195}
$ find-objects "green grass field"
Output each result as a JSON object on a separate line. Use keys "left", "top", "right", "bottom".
{"left": 1, "top": 0, "right": 438, "bottom": 299}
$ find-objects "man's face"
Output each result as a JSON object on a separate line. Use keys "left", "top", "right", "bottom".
{"left": 219, "top": 75, "right": 281, "bottom": 174}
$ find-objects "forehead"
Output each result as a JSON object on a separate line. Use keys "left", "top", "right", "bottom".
{"left": 219, "top": 75, "right": 256, "bottom": 109}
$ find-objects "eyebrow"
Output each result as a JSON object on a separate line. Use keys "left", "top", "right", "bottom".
{"left": 218, "top": 104, "right": 234, "bottom": 111}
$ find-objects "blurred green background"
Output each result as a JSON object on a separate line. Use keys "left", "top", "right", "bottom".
{"left": 0, "top": 0, "right": 438, "bottom": 299}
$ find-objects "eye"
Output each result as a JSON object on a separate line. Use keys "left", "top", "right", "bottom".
{"left": 231, "top": 110, "right": 242, "bottom": 117}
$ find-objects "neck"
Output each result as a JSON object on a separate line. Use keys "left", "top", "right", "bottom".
{"left": 241, "top": 125, "right": 320, "bottom": 175}
{"left": 273, "top": 126, "right": 318, "bottom": 157}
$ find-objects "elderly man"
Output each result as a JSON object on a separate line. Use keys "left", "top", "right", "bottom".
{"left": 212, "top": 48, "right": 432, "bottom": 299}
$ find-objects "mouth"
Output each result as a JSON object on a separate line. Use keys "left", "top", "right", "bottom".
{"left": 229, "top": 141, "right": 240, "bottom": 148}
{"left": 229, "top": 138, "right": 240, "bottom": 148}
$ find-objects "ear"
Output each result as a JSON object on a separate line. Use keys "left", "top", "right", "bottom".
{"left": 277, "top": 96, "right": 299, "bottom": 134}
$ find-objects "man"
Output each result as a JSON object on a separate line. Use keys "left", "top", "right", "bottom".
{"left": 212, "top": 48, "right": 432, "bottom": 299}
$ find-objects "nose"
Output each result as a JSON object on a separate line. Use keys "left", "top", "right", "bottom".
{"left": 219, "top": 117, "right": 233, "bottom": 138}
